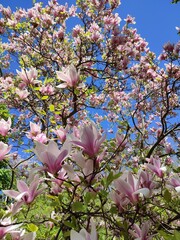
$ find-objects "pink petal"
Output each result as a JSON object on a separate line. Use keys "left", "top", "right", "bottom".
{"left": 55, "top": 149, "right": 68, "bottom": 166}
{"left": 3, "top": 190, "right": 19, "bottom": 199}
{"left": 17, "top": 180, "right": 29, "bottom": 192}
{"left": 57, "top": 71, "right": 70, "bottom": 83}
{"left": 114, "top": 179, "right": 132, "bottom": 197}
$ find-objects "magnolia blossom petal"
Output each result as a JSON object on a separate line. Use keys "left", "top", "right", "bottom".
{"left": 47, "top": 141, "right": 62, "bottom": 156}
{"left": 0, "top": 142, "right": 12, "bottom": 161}
{"left": 141, "top": 222, "right": 150, "bottom": 238}
{"left": 3, "top": 190, "right": 20, "bottom": 199}
{"left": 56, "top": 83, "right": 68, "bottom": 88}
{"left": 72, "top": 122, "right": 105, "bottom": 156}
{"left": 90, "top": 219, "right": 97, "bottom": 240}
{"left": 22, "top": 232, "right": 36, "bottom": 240}
{"left": 127, "top": 172, "right": 137, "bottom": 191}
{"left": 114, "top": 178, "right": 132, "bottom": 197}
{"left": 55, "top": 149, "right": 68, "bottom": 166}
{"left": 63, "top": 164, "right": 80, "bottom": 182}
{"left": 17, "top": 180, "right": 29, "bottom": 192}
{"left": 133, "top": 188, "right": 150, "bottom": 198}
{"left": 56, "top": 65, "right": 79, "bottom": 88}
{"left": 15, "top": 192, "right": 28, "bottom": 201}
{"left": 57, "top": 71, "right": 70, "bottom": 83}
{"left": 70, "top": 230, "right": 85, "bottom": 240}
{"left": 175, "top": 186, "right": 180, "bottom": 193}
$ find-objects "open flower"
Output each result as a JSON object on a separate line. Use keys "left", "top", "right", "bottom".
{"left": 27, "top": 122, "right": 41, "bottom": 138}
{"left": 146, "top": 158, "right": 166, "bottom": 178}
{"left": 169, "top": 175, "right": 180, "bottom": 193}
{"left": 15, "top": 88, "right": 30, "bottom": 99}
{"left": 27, "top": 122, "right": 47, "bottom": 143}
{"left": 46, "top": 169, "right": 67, "bottom": 195}
{"left": 0, "top": 117, "right": 11, "bottom": 136}
{"left": 56, "top": 64, "right": 80, "bottom": 88}
{"left": 116, "top": 133, "right": 127, "bottom": 150}
{"left": 112, "top": 171, "right": 150, "bottom": 205}
{"left": 70, "top": 219, "right": 97, "bottom": 240}
{"left": 72, "top": 122, "right": 106, "bottom": 157}
{"left": 129, "top": 222, "right": 153, "bottom": 240}
{"left": 17, "top": 67, "right": 39, "bottom": 85}
{"left": 0, "top": 141, "right": 11, "bottom": 161}
{"left": 3, "top": 175, "right": 43, "bottom": 206}
{"left": 53, "top": 127, "right": 67, "bottom": 142}
{"left": 34, "top": 140, "right": 69, "bottom": 175}
{"left": 0, "top": 217, "right": 22, "bottom": 239}
{"left": 11, "top": 231, "right": 36, "bottom": 240}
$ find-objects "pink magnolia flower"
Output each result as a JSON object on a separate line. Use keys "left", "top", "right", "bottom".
{"left": 27, "top": 122, "right": 47, "bottom": 143}
{"left": 11, "top": 231, "right": 36, "bottom": 240}
{"left": 0, "top": 117, "right": 11, "bottom": 136}
{"left": 69, "top": 152, "right": 95, "bottom": 182}
{"left": 0, "top": 217, "right": 22, "bottom": 239}
{"left": 53, "top": 127, "right": 67, "bottom": 142}
{"left": 15, "top": 88, "right": 29, "bottom": 99}
{"left": 129, "top": 222, "right": 153, "bottom": 240}
{"left": 6, "top": 202, "right": 22, "bottom": 216}
{"left": 110, "top": 190, "right": 130, "bottom": 212}
{"left": 34, "top": 141, "right": 69, "bottom": 175}
{"left": 146, "top": 158, "right": 166, "bottom": 178}
{"left": 3, "top": 175, "right": 43, "bottom": 205}
{"left": 124, "top": 15, "right": 136, "bottom": 24}
{"left": 169, "top": 176, "right": 180, "bottom": 193}
{"left": 72, "top": 25, "right": 83, "bottom": 38}
{"left": 116, "top": 133, "right": 127, "bottom": 149}
{"left": 72, "top": 122, "right": 106, "bottom": 157}
{"left": 63, "top": 164, "right": 81, "bottom": 183}
{"left": 17, "top": 67, "right": 39, "bottom": 85}
{"left": 56, "top": 64, "right": 80, "bottom": 88}
{"left": 0, "top": 141, "right": 11, "bottom": 161}
{"left": 46, "top": 169, "right": 67, "bottom": 195}
{"left": 27, "top": 122, "right": 41, "bottom": 139}
{"left": 40, "top": 84, "right": 55, "bottom": 95}
{"left": 33, "top": 132, "right": 48, "bottom": 144}
{"left": 70, "top": 219, "right": 97, "bottom": 240}
{"left": 138, "top": 170, "right": 156, "bottom": 191}
{"left": 113, "top": 171, "right": 150, "bottom": 204}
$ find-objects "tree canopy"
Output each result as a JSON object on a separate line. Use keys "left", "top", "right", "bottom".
{"left": 0, "top": 0, "right": 179, "bottom": 239}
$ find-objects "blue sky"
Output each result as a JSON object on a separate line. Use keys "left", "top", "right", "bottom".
{"left": 0, "top": 0, "right": 180, "bottom": 55}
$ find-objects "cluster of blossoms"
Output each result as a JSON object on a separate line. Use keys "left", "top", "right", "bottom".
{"left": 0, "top": 0, "right": 179, "bottom": 239}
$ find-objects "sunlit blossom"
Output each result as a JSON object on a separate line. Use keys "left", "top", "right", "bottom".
{"left": 0, "top": 117, "right": 11, "bottom": 136}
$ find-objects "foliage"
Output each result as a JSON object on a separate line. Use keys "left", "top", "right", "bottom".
{"left": 0, "top": 104, "right": 11, "bottom": 192}
{"left": 172, "top": 0, "right": 180, "bottom": 4}
{"left": 0, "top": 0, "right": 179, "bottom": 239}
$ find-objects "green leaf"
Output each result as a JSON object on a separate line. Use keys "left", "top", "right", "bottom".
{"left": 5, "top": 234, "right": 11, "bottom": 240}
{"left": 27, "top": 223, "right": 38, "bottom": 232}
{"left": 110, "top": 206, "right": 118, "bottom": 214}
{"left": 34, "top": 87, "right": 40, "bottom": 91}
{"left": 23, "top": 149, "right": 32, "bottom": 153}
{"left": 107, "top": 171, "right": 114, "bottom": 185}
{"left": 104, "top": 171, "right": 121, "bottom": 187}
{"left": 41, "top": 96, "right": 49, "bottom": 100}
{"left": 84, "top": 191, "right": 96, "bottom": 204}
{"left": 72, "top": 202, "right": 86, "bottom": 212}
{"left": 49, "top": 104, "right": 55, "bottom": 112}
{"left": 54, "top": 111, "right": 61, "bottom": 115}
{"left": 158, "top": 230, "right": 172, "bottom": 240}
{"left": 64, "top": 221, "right": 75, "bottom": 228}
{"left": 174, "top": 230, "right": 180, "bottom": 240}
{"left": 174, "top": 167, "right": 180, "bottom": 173}
{"left": 0, "top": 209, "right": 5, "bottom": 219}
{"left": 164, "top": 189, "right": 172, "bottom": 202}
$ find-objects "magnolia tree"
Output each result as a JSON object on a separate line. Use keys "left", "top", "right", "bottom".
{"left": 0, "top": 0, "right": 180, "bottom": 239}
